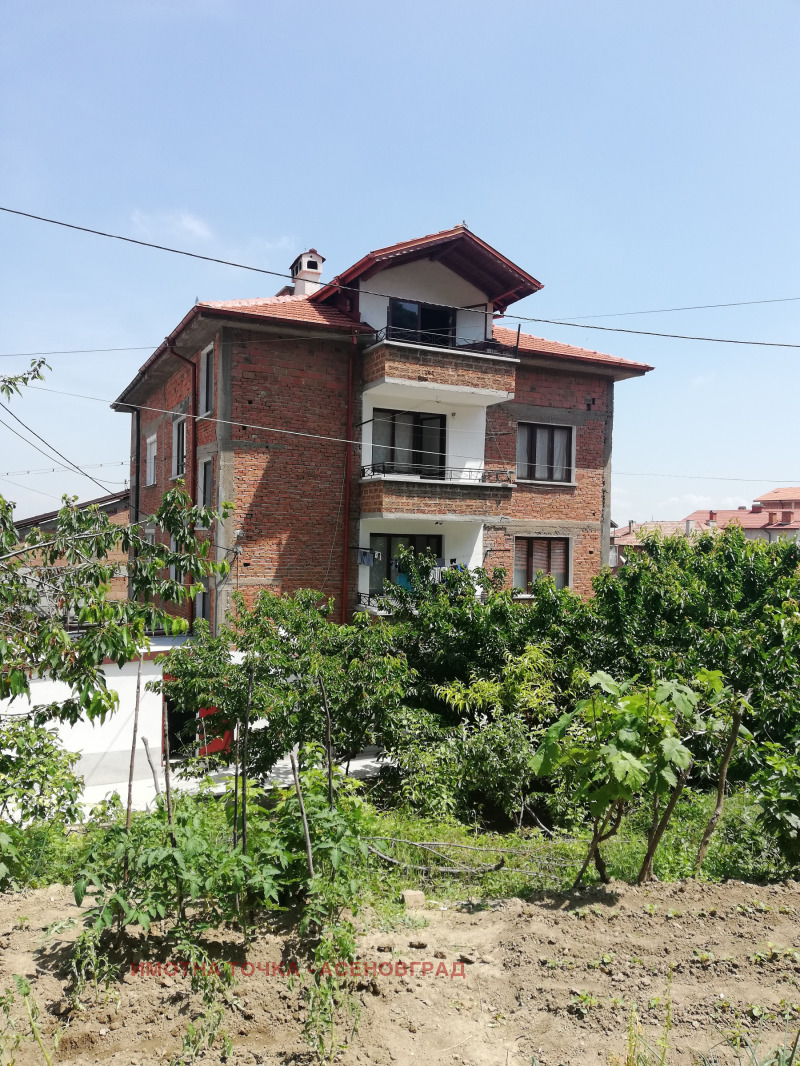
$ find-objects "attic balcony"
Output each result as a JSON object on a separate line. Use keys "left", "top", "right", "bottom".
{"left": 363, "top": 326, "right": 518, "bottom": 403}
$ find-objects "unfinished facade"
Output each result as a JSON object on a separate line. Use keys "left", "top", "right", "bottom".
{"left": 113, "top": 227, "right": 652, "bottom": 628}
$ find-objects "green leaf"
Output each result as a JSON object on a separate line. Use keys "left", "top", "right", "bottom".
{"left": 660, "top": 736, "right": 692, "bottom": 769}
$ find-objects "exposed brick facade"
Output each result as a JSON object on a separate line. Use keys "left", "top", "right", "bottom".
{"left": 118, "top": 230, "right": 650, "bottom": 626}
{"left": 363, "top": 343, "right": 516, "bottom": 395}
{"left": 125, "top": 328, "right": 623, "bottom": 621}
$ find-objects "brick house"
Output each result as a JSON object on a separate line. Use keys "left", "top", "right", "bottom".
{"left": 112, "top": 226, "right": 651, "bottom": 629}
{"left": 14, "top": 489, "right": 131, "bottom": 605}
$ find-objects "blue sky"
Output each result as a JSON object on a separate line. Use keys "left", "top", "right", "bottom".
{"left": 1, "top": 0, "right": 799, "bottom": 522}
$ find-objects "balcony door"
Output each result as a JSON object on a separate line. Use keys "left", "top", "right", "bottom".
{"left": 369, "top": 533, "right": 443, "bottom": 594}
{"left": 388, "top": 298, "right": 455, "bottom": 346}
{"left": 372, "top": 409, "right": 446, "bottom": 478}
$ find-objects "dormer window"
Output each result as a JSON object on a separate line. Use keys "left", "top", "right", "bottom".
{"left": 388, "top": 298, "right": 455, "bottom": 347}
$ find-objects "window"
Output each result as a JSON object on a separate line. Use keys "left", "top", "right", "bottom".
{"left": 372, "top": 409, "right": 446, "bottom": 477}
{"left": 513, "top": 537, "right": 569, "bottom": 591}
{"left": 197, "top": 458, "right": 214, "bottom": 526}
{"left": 145, "top": 433, "right": 157, "bottom": 486}
{"left": 172, "top": 417, "right": 186, "bottom": 478}
{"left": 200, "top": 346, "right": 214, "bottom": 415}
{"left": 388, "top": 298, "right": 455, "bottom": 346}
{"left": 516, "top": 423, "right": 573, "bottom": 482}
{"left": 368, "top": 534, "right": 443, "bottom": 595}
{"left": 196, "top": 576, "right": 211, "bottom": 624}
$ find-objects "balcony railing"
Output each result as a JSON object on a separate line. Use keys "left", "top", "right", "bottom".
{"left": 374, "top": 325, "right": 514, "bottom": 355}
{"left": 361, "top": 463, "right": 514, "bottom": 484}
{"left": 358, "top": 566, "right": 453, "bottom": 609}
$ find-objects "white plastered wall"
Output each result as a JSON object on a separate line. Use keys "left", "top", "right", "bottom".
{"left": 362, "top": 386, "right": 487, "bottom": 478}
{"left": 357, "top": 517, "right": 484, "bottom": 600}
{"left": 358, "top": 260, "right": 490, "bottom": 342}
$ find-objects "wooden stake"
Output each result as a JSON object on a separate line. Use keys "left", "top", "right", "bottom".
{"left": 290, "top": 745, "right": 314, "bottom": 880}
{"left": 318, "top": 673, "right": 334, "bottom": 810}
{"left": 123, "top": 652, "right": 144, "bottom": 882}
{"left": 141, "top": 737, "right": 162, "bottom": 796}
{"left": 241, "top": 663, "right": 253, "bottom": 858}
{"left": 232, "top": 720, "right": 240, "bottom": 849}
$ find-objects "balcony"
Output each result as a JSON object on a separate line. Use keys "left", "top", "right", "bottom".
{"left": 363, "top": 329, "right": 517, "bottom": 402}
{"left": 361, "top": 463, "right": 513, "bottom": 485}
{"left": 376, "top": 325, "right": 514, "bottom": 355}
{"left": 360, "top": 473, "right": 513, "bottom": 520}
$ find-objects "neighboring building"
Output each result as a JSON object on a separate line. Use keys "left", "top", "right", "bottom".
{"left": 610, "top": 519, "right": 698, "bottom": 568}
{"left": 112, "top": 225, "right": 652, "bottom": 628}
{"left": 612, "top": 488, "right": 800, "bottom": 569}
{"left": 14, "top": 489, "right": 131, "bottom": 603}
{"left": 684, "top": 488, "right": 800, "bottom": 543}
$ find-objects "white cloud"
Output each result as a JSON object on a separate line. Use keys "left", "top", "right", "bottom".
{"left": 131, "top": 210, "right": 214, "bottom": 243}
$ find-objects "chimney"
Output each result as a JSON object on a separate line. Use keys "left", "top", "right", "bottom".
{"left": 769, "top": 511, "right": 778, "bottom": 525}
{"left": 290, "top": 249, "right": 325, "bottom": 296}
{"left": 752, "top": 503, "right": 762, "bottom": 514}
{"left": 685, "top": 519, "right": 692, "bottom": 536}
{"left": 738, "top": 506, "right": 747, "bottom": 511}
{"left": 628, "top": 519, "right": 635, "bottom": 534}
{"left": 783, "top": 510, "right": 792, "bottom": 525}
{"left": 709, "top": 510, "right": 717, "bottom": 524}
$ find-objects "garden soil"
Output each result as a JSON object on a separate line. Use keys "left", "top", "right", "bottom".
{"left": 2, "top": 878, "right": 800, "bottom": 1065}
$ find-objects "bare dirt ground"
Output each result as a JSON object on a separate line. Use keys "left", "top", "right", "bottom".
{"left": 2, "top": 878, "right": 800, "bottom": 1065}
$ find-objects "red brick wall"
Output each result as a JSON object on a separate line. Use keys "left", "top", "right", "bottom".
{"left": 363, "top": 343, "right": 516, "bottom": 394}
{"left": 229, "top": 332, "right": 358, "bottom": 618}
{"left": 129, "top": 330, "right": 612, "bottom": 620}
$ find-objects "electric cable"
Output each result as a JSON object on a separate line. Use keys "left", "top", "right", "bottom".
{"left": 552, "top": 294, "right": 800, "bottom": 321}
{"left": 2, "top": 205, "right": 800, "bottom": 350}
{"left": 22, "top": 383, "right": 798, "bottom": 486}
{"left": 0, "top": 399, "right": 111, "bottom": 493}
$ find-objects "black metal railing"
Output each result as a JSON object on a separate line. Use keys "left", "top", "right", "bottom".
{"left": 375, "top": 325, "right": 512, "bottom": 355}
{"left": 361, "top": 463, "right": 514, "bottom": 484}
{"left": 358, "top": 565, "right": 452, "bottom": 609}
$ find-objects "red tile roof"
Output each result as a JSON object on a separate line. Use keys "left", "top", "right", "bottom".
{"left": 613, "top": 520, "right": 693, "bottom": 546}
{"left": 198, "top": 294, "right": 365, "bottom": 332}
{"left": 492, "top": 325, "right": 653, "bottom": 374}
{"left": 754, "top": 487, "right": 800, "bottom": 504}
{"left": 683, "top": 508, "right": 800, "bottom": 531}
{"left": 311, "top": 226, "right": 544, "bottom": 311}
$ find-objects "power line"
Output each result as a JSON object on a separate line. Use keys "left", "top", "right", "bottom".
{"left": 0, "top": 476, "right": 63, "bottom": 501}
{"left": 0, "top": 400, "right": 112, "bottom": 493}
{"left": 552, "top": 295, "right": 800, "bottom": 321}
{"left": 3, "top": 204, "right": 800, "bottom": 350}
{"left": 0, "top": 345, "right": 154, "bottom": 359}
{"left": 0, "top": 460, "right": 126, "bottom": 478}
{"left": 23, "top": 383, "right": 797, "bottom": 488}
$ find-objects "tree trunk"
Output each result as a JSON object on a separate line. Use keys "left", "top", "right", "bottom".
{"left": 594, "top": 848, "right": 610, "bottom": 883}
{"left": 638, "top": 764, "right": 692, "bottom": 884}
{"left": 695, "top": 703, "right": 745, "bottom": 872}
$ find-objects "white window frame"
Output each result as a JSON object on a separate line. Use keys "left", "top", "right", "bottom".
{"left": 515, "top": 421, "right": 576, "bottom": 486}
{"left": 145, "top": 433, "right": 157, "bottom": 486}
{"left": 172, "top": 416, "right": 186, "bottom": 479}
{"left": 200, "top": 344, "right": 214, "bottom": 416}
